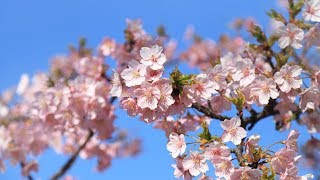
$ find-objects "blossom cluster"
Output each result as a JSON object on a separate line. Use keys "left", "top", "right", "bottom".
{"left": 1, "top": 0, "right": 320, "bottom": 179}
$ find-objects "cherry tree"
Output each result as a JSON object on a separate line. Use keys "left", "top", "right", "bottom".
{"left": 1, "top": 0, "right": 320, "bottom": 179}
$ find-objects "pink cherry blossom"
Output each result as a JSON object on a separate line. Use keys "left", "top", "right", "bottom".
{"left": 154, "top": 80, "right": 175, "bottom": 111}
{"left": 229, "top": 167, "right": 261, "bottom": 180}
{"left": 110, "top": 70, "right": 122, "bottom": 97}
{"left": 206, "top": 64, "right": 228, "bottom": 90}
{"left": 166, "top": 132, "right": 186, "bottom": 158}
{"left": 271, "top": 148, "right": 296, "bottom": 174}
{"left": 182, "top": 151, "right": 209, "bottom": 176}
{"left": 303, "top": 0, "right": 320, "bottom": 22}
{"left": 280, "top": 166, "right": 314, "bottom": 180}
{"left": 299, "top": 86, "right": 320, "bottom": 112}
{"left": 210, "top": 95, "right": 231, "bottom": 115}
{"left": 251, "top": 75, "right": 279, "bottom": 105}
{"left": 120, "top": 98, "right": 140, "bottom": 117}
{"left": 232, "top": 57, "right": 256, "bottom": 87}
{"left": 245, "top": 135, "right": 260, "bottom": 160}
{"left": 99, "top": 37, "right": 116, "bottom": 56}
{"left": 145, "top": 67, "right": 163, "bottom": 82}
{"left": 74, "top": 56, "right": 104, "bottom": 79}
{"left": 185, "top": 74, "right": 218, "bottom": 103}
{"left": 211, "top": 157, "right": 234, "bottom": 178}
{"left": 203, "top": 141, "right": 231, "bottom": 161}
{"left": 140, "top": 45, "right": 167, "bottom": 70}
{"left": 285, "top": 130, "right": 299, "bottom": 152}
{"left": 133, "top": 82, "right": 161, "bottom": 110}
{"left": 120, "top": 60, "right": 147, "bottom": 87}
{"left": 172, "top": 156, "right": 192, "bottom": 180}
{"left": 220, "top": 117, "right": 247, "bottom": 145}
{"left": 274, "top": 64, "right": 302, "bottom": 93}
{"left": 276, "top": 23, "right": 304, "bottom": 49}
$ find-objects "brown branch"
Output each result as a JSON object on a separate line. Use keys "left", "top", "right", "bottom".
{"left": 230, "top": 143, "right": 246, "bottom": 167}
{"left": 50, "top": 130, "right": 94, "bottom": 180}
{"left": 191, "top": 103, "right": 231, "bottom": 121}
{"left": 20, "top": 162, "right": 34, "bottom": 180}
{"left": 243, "top": 99, "right": 278, "bottom": 130}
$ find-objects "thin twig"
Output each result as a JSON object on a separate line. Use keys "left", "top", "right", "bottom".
{"left": 20, "top": 162, "right": 34, "bottom": 180}
{"left": 191, "top": 103, "right": 231, "bottom": 121}
{"left": 50, "top": 130, "right": 94, "bottom": 180}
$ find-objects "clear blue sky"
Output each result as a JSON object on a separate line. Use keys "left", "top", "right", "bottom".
{"left": 0, "top": 0, "right": 314, "bottom": 179}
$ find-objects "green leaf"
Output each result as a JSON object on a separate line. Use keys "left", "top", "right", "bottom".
{"left": 199, "top": 122, "right": 212, "bottom": 142}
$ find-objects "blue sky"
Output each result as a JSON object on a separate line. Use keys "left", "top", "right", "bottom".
{"left": 0, "top": 0, "right": 315, "bottom": 179}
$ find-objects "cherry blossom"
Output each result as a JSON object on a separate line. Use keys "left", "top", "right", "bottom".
{"left": 229, "top": 167, "right": 261, "bottom": 180}
{"left": 203, "top": 142, "right": 231, "bottom": 161}
{"left": 220, "top": 117, "right": 247, "bottom": 145}
{"left": 299, "top": 86, "right": 320, "bottom": 112}
{"left": 120, "top": 60, "right": 146, "bottom": 87}
{"left": 271, "top": 148, "right": 297, "bottom": 174}
{"left": 276, "top": 23, "right": 304, "bottom": 49}
{"left": 110, "top": 70, "right": 122, "bottom": 97}
{"left": 251, "top": 75, "right": 279, "bottom": 105}
{"left": 285, "top": 129, "right": 300, "bottom": 152}
{"left": 303, "top": 0, "right": 320, "bottom": 22}
{"left": 2, "top": 4, "right": 320, "bottom": 178}
{"left": 140, "top": 45, "right": 167, "bottom": 70}
{"left": 274, "top": 64, "right": 302, "bottom": 93}
{"left": 133, "top": 82, "right": 161, "bottom": 110}
{"left": 232, "top": 57, "right": 256, "bottom": 87}
{"left": 211, "top": 157, "right": 234, "bottom": 178}
{"left": 166, "top": 132, "right": 186, "bottom": 158}
{"left": 182, "top": 151, "right": 209, "bottom": 176}
{"left": 185, "top": 74, "right": 218, "bottom": 103}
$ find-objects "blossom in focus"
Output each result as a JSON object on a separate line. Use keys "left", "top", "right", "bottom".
{"left": 166, "top": 132, "right": 186, "bottom": 158}
{"left": 120, "top": 60, "right": 146, "bottom": 87}
{"left": 232, "top": 58, "right": 256, "bottom": 87}
{"left": 220, "top": 117, "right": 247, "bottom": 145}
{"left": 133, "top": 82, "right": 161, "bottom": 110}
{"left": 182, "top": 151, "right": 209, "bottom": 176}
{"left": 185, "top": 74, "right": 218, "bottom": 103}
{"left": 251, "top": 75, "right": 279, "bottom": 105}
{"left": 140, "top": 45, "right": 167, "bottom": 70}
{"left": 155, "top": 80, "right": 175, "bottom": 111}
{"left": 203, "top": 142, "right": 231, "bottom": 161}
{"left": 211, "top": 157, "right": 234, "bottom": 178}
{"left": 274, "top": 64, "right": 302, "bottom": 93}
{"left": 303, "top": 0, "right": 320, "bottom": 22}
{"left": 276, "top": 23, "right": 304, "bottom": 49}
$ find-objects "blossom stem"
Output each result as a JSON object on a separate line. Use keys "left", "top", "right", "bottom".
{"left": 263, "top": 141, "right": 284, "bottom": 153}
{"left": 50, "top": 130, "right": 94, "bottom": 180}
{"left": 191, "top": 103, "right": 231, "bottom": 121}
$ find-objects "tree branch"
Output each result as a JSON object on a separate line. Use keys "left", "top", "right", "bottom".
{"left": 20, "top": 162, "right": 34, "bottom": 180}
{"left": 50, "top": 130, "right": 94, "bottom": 180}
{"left": 243, "top": 99, "right": 278, "bottom": 130}
{"left": 191, "top": 103, "right": 231, "bottom": 121}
